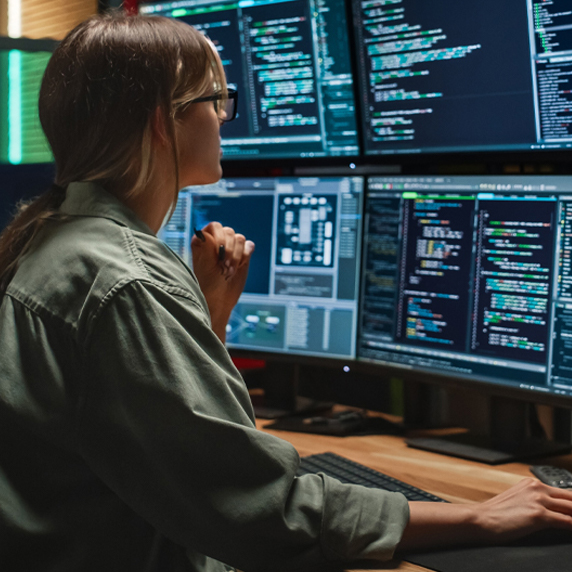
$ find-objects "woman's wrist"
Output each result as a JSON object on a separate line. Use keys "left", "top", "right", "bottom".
{"left": 398, "top": 501, "right": 483, "bottom": 552}
{"left": 206, "top": 301, "right": 232, "bottom": 343}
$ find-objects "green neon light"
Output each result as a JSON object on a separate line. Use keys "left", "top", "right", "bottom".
{"left": 8, "top": 50, "right": 22, "bottom": 165}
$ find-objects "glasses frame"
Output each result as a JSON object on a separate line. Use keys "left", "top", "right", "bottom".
{"left": 187, "top": 88, "right": 238, "bottom": 122}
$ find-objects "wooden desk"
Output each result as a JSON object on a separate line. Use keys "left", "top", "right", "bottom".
{"left": 257, "top": 416, "right": 572, "bottom": 571}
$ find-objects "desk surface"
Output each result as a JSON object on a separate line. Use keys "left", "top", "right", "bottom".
{"left": 257, "top": 415, "right": 572, "bottom": 571}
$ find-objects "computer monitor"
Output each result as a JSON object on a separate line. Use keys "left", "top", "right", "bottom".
{"left": 358, "top": 174, "right": 572, "bottom": 461}
{"left": 160, "top": 175, "right": 364, "bottom": 360}
{"left": 351, "top": 0, "right": 572, "bottom": 156}
{"left": 0, "top": 40, "right": 56, "bottom": 230}
{"left": 139, "top": 0, "right": 360, "bottom": 160}
{"left": 0, "top": 41, "right": 55, "bottom": 164}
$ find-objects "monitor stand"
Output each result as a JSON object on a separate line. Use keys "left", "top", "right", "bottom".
{"left": 245, "top": 362, "right": 334, "bottom": 420}
{"left": 405, "top": 395, "right": 571, "bottom": 464}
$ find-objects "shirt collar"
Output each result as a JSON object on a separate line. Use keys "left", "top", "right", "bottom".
{"left": 59, "top": 182, "right": 155, "bottom": 237}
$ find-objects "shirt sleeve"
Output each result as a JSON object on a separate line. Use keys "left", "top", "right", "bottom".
{"left": 79, "top": 279, "right": 410, "bottom": 572}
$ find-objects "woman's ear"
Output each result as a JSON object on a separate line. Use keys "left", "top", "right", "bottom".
{"left": 151, "top": 106, "right": 170, "bottom": 146}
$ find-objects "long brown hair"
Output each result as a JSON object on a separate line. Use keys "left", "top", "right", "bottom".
{"left": 0, "top": 12, "right": 226, "bottom": 295}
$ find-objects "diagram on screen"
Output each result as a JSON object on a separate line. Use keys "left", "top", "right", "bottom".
{"left": 275, "top": 194, "right": 337, "bottom": 267}
{"left": 226, "top": 305, "right": 285, "bottom": 348}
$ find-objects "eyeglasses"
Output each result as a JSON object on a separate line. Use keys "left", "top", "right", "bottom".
{"left": 187, "top": 88, "right": 238, "bottom": 122}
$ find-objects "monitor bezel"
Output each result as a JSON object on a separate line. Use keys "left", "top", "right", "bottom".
{"left": 230, "top": 343, "right": 572, "bottom": 412}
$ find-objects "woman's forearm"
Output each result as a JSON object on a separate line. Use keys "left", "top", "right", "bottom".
{"left": 398, "top": 502, "right": 481, "bottom": 552}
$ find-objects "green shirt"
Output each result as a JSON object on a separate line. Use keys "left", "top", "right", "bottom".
{"left": 0, "top": 182, "right": 409, "bottom": 572}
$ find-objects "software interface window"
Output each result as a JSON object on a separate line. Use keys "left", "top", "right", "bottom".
{"left": 141, "top": 0, "right": 359, "bottom": 159}
{"left": 160, "top": 176, "right": 364, "bottom": 358}
{"left": 352, "top": 0, "right": 572, "bottom": 155}
{"left": 359, "top": 176, "right": 572, "bottom": 398}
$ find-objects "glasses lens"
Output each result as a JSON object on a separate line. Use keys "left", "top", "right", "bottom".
{"left": 225, "top": 96, "right": 236, "bottom": 121}
{"left": 212, "top": 91, "right": 236, "bottom": 122}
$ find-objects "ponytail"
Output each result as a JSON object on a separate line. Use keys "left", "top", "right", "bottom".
{"left": 0, "top": 184, "right": 67, "bottom": 296}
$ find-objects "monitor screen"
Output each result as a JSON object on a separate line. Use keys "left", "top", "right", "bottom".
{"left": 140, "top": 0, "right": 360, "bottom": 160}
{"left": 358, "top": 175, "right": 572, "bottom": 402}
{"left": 0, "top": 48, "right": 53, "bottom": 164}
{"left": 352, "top": 0, "right": 572, "bottom": 156}
{"left": 160, "top": 176, "right": 364, "bottom": 358}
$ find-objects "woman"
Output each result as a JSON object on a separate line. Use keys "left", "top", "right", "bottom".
{"left": 0, "top": 12, "right": 571, "bottom": 572}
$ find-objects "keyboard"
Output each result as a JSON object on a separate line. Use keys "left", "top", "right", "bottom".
{"left": 298, "top": 452, "right": 447, "bottom": 503}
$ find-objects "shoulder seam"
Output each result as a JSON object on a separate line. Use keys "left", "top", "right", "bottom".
{"left": 121, "top": 226, "right": 152, "bottom": 280}
{"left": 82, "top": 278, "right": 207, "bottom": 347}
{"left": 3, "top": 291, "right": 77, "bottom": 335}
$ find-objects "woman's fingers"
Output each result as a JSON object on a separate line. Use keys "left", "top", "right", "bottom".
{"left": 223, "top": 227, "right": 240, "bottom": 278}
{"left": 194, "top": 222, "right": 254, "bottom": 280}
{"left": 475, "top": 478, "right": 572, "bottom": 540}
{"left": 199, "top": 222, "right": 231, "bottom": 276}
{"left": 541, "top": 487, "right": 572, "bottom": 526}
{"left": 243, "top": 239, "right": 255, "bottom": 263}
{"left": 544, "top": 497, "right": 572, "bottom": 519}
{"left": 222, "top": 226, "right": 235, "bottom": 268}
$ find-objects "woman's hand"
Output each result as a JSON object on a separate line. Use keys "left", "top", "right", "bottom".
{"left": 398, "top": 478, "right": 572, "bottom": 552}
{"left": 473, "top": 477, "right": 572, "bottom": 541}
{"left": 191, "top": 222, "right": 255, "bottom": 343}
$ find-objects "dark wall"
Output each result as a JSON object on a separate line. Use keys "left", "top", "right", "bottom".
{"left": 0, "top": 164, "right": 55, "bottom": 231}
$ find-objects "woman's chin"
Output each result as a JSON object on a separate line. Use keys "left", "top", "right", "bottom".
{"left": 181, "top": 167, "right": 223, "bottom": 188}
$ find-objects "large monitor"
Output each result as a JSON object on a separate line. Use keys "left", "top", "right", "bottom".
{"left": 352, "top": 0, "right": 572, "bottom": 156}
{"left": 140, "top": 0, "right": 360, "bottom": 160}
{"left": 160, "top": 175, "right": 364, "bottom": 359}
{"left": 358, "top": 174, "right": 572, "bottom": 460}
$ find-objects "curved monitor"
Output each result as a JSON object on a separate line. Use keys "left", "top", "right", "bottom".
{"left": 160, "top": 175, "right": 364, "bottom": 359}
{"left": 352, "top": 0, "right": 572, "bottom": 156}
{"left": 358, "top": 174, "right": 572, "bottom": 406}
{"left": 140, "top": 0, "right": 360, "bottom": 160}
